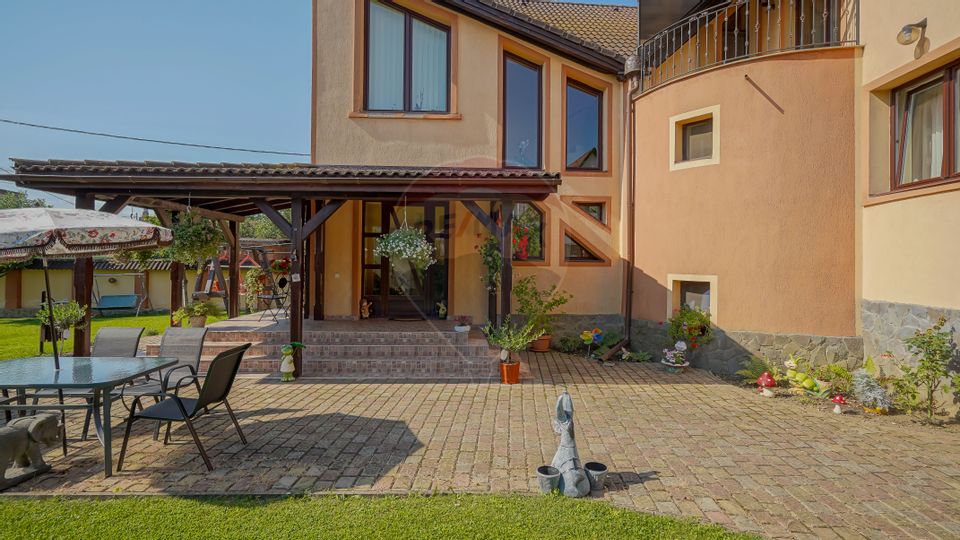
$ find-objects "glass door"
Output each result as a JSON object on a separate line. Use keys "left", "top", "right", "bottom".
{"left": 361, "top": 201, "right": 449, "bottom": 319}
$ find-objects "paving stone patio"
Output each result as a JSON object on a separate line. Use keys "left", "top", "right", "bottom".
{"left": 8, "top": 352, "right": 960, "bottom": 539}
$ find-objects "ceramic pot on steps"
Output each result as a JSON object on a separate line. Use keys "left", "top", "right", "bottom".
{"left": 189, "top": 315, "right": 208, "bottom": 328}
{"left": 529, "top": 334, "right": 552, "bottom": 352}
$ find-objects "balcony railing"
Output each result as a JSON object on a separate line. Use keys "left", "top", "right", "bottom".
{"left": 637, "top": 0, "right": 859, "bottom": 93}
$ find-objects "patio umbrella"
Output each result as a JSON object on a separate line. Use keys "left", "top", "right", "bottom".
{"left": 0, "top": 208, "right": 173, "bottom": 369}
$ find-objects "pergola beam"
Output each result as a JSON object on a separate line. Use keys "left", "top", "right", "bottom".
{"left": 73, "top": 193, "right": 96, "bottom": 356}
{"left": 99, "top": 195, "right": 131, "bottom": 214}
{"left": 460, "top": 201, "right": 501, "bottom": 237}
{"left": 302, "top": 199, "right": 345, "bottom": 238}
{"left": 130, "top": 197, "right": 245, "bottom": 222}
{"left": 252, "top": 199, "right": 292, "bottom": 238}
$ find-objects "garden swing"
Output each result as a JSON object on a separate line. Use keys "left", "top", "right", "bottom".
{"left": 192, "top": 255, "right": 230, "bottom": 315}
{"left": 93, "top": 272, "right": 149, "bottom": 316}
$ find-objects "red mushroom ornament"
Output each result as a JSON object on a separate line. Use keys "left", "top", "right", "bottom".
{"left": 832, "top": 394, "right": 848, "bottom": 414}
{"left": 756, "top": 372, "right": 776, "bottom": 398}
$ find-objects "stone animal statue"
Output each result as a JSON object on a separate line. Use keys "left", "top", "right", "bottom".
{"left": 0, "top": 413, "right": 60, "bottom": 481}
{"left": 550, "top": 391, "right": 590, "bottom": 498}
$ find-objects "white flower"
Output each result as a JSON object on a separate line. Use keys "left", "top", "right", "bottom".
{"left": 674, "top": 341, "right": 687, "bottom": 352}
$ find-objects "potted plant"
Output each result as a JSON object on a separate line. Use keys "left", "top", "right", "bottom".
{"left": 661, "top": 341, "right": 689, "bottom": 373}
{"left": 453, "top": 315, "right": 471, "bottom": 333}
{"left": 269, "top": 257, "right": 291, "bottom": 275}
{"left": 173, "top": 300, "right": 221, "bottom": 328}
{"left": 169, "top": 209, "right": 224, "bottom": 265}
{"left": 513, "top": 275, "right": 571, "bottom": 352}
{"left": 666, "top": 304, "right": 714, "bottom": 354}
{"left": 373, "top": 224, "right": 436, "bottom": 271}
{"left": 36, "top": 300, "right": 88, "bottom": 347}
{"left": 483, "top": 317, "right": 543, "bottom": 384}
{"left": 242, "top": 267, "right": 267, "bottom": 312}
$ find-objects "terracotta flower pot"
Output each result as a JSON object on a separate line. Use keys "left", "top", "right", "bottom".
{"left": 500, "top": 361, "right": 520, "bottom": 384}
{"left": 529, "top": 334, "right": 552, "bottom": 352}
{"left": 189, "top": 315, "right": 208, "bottom": 328}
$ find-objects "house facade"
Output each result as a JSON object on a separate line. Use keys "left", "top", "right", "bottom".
{"left": 8, "top": 0, "right": 960, "bottom": 378}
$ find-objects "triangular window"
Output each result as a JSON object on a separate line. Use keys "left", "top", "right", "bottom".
{"left": 563, "top": 232, "right": 602, "bottom": 262}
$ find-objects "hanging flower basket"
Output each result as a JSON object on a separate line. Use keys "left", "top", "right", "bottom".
{"left": 373, "top": 225, "right": 436, "bottom": 271}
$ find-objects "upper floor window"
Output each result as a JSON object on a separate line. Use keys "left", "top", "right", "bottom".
{"left": 565, "top": 80, "right": 602, "bottom": 170}
{"left": 503, "top": 54, "right": 542, "bottom": 168}
{"left": 365, "top": 0, "right": 450, "bottom": 113}
{"left": 681, "top": 118, "right": 713, "bottom": 161}
{"left": 669, "top": 105, "right": 720, "bottom": 171}
{"left": 892, "top": 67, "right": 960, "bottom": 188}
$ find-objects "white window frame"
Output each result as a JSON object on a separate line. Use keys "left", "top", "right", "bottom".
{"left": 669, "top": 105, "right": 721, "bottom": 171}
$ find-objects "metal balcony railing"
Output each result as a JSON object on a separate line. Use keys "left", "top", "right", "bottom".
{"left": 637, "top": 0, "right": 859, "bottom": 93}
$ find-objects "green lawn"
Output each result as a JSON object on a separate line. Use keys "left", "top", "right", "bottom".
{"left": 0, "top": 495, "right": 749, "bottom": 539}
{"left": 0, "top": 313, "right": 226, "bottom": 361}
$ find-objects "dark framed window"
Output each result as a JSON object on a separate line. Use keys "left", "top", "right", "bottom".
{"left": 565, "top": 80, "right": 602, "bottom": 170}
{"left": 891, "top": 65, "right": 960, "bottom": 190}
{"left": 680, "top": 118, "right": 713, "bottom": 161}
{"left": 679, "top": 281, "right": 711, "bottom": 312}
{"left": 503, "top": 53, "right": 542, "bottom": 168}
{"left": 492, "top": 202, "right": 545, "bottom": 261}
{"left": 574, "top": 202, "right": 605, "bottom": 224}
{"left": 563, "top": 233, "right": 601, "bottom": 262}
{"left": 364, "top": 0, "right": 450, "bottom": 113}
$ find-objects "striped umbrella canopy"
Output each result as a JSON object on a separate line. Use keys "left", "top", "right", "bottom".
{"left": 0, "top": 208, "right": 172, "bottom": 262}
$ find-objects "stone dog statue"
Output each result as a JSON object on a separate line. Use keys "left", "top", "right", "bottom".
{"left": 551, "top": 392, "right": 591, "bottom": 498}
{"left": 0, "top": 413, "right": 61, "bottom": 486}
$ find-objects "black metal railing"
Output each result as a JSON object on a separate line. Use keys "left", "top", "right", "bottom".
{"left": 638, "top": 0, "right": 859, "bottom": 92}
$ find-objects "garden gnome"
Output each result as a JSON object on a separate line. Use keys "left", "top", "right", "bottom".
{"left": 551, "top": 391, "right": 591, "bottom": 498}
{"left": 279, "top": 344, "right": 296, "bottom": 382}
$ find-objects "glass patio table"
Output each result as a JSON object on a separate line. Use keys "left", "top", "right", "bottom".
{"left": 0, "top": 356, "right": 177, "bottom": 478}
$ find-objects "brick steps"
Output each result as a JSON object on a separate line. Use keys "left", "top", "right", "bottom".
{"left": 171, "top": 328, "right": 496, "bottom": 379}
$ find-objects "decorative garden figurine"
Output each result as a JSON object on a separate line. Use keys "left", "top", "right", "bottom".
{"left": 550, "top": 391, "right": 591, "bottom": 498}
{"left": 0, "top": 413, "right": 61, "bottom": 490}
{"left": 279, "top": 342, "right": 303, "bottom": 382}
{"left": 359, "top": 298, "right": 372, "bottom": 320}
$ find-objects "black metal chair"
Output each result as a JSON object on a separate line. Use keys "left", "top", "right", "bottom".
{"left": 257, "top": 276, "right": 289, "bottom": 322}
{"left": 117, "top": 343, "right": 251, "bottom": 472}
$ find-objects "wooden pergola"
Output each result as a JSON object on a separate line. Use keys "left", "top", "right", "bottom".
{"left": 5, "top": 160, "right": 560, "bottom": 375}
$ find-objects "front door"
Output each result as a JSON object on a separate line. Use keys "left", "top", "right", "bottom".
{"left": 361, "top": 201, "right": 449, "bottom": 319}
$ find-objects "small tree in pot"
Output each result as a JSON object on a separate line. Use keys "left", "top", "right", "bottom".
{"left": 173, "top": 300, "right": 222, "bottom": 328}
{"left": 36, "top": 300, "right": 88, "bottom": 350}
{"left": 513, "top": 275, "right": 571, "bottom": 352}
{"left": 483, "top": 317, "right": 543, "bottom": 384}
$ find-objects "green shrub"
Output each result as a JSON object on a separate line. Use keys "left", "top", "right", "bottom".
{"left": 812, "top": 364, "right": 853, "bottom": 395}
{"left": 513, "top": 275, "right": 571, "bottom": 336}
{"left": 897, "top": 316, "right": 958, "bottom": 420}
{"left": 36, "top": 300, "right": 88, "bottom": 331}
{"left": 555, "top": 335, "right": 583, "bottom": 354}
{"left": 735, "top": 356, "right": 781, "bottom": 386}
{"left": 482, "top": 317, "right": 543, "bottom": 355}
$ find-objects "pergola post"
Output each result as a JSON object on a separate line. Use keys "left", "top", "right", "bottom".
{"left": 227, "top": 220, "right": 240, "bottom": 318}
{"left": 73, "top": 193, "right": 95, "bottom": 356}
{"left": 498, "top": 201, "right": 514, "bottom": 325}
{"left": 167, "top": 211, "right": 184, "bottom": 327}
{"left": 289, "top": 197, "right": 304, "bottom": 376}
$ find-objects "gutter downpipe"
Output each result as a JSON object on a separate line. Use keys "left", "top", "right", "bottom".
{"left": 601, "top": 68, "right": 638, "bottom": 362}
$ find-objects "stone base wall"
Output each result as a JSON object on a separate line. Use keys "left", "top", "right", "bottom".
{"left": 629, "top": 319, "right": 863, "bottom": 376}
{"left": 548, "top": 314, "right": 624, "bottom": 339}
{"left": 861, "top": 299, "right": 960, "bottom": 360}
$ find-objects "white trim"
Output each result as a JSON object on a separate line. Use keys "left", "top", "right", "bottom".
{"left": 668, "top": 105, "right": 720, "bottom": 171}
{"left": 666, "top": 273, "right": 719, "bottom": 324}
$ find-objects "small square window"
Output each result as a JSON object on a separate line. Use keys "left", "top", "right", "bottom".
{"left": 678, "top": 281, "right": 711, "bottom": 312}
{"left": 680, "top": 118, "right": 713, "bottom": 162}
{"left": 669, "top": 106, "right": 719, "bottom": 171}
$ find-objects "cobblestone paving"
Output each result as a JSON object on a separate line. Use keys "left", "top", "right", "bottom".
{"left": 9, "top": 353, "right": 960, "bottom": 539}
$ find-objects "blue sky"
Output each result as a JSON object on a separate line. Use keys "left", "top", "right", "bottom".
{"left": 0, "top": 0, "right": 635, "bottom": 207}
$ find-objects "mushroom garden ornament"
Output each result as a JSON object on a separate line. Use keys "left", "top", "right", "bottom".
{"left": 832, "top": 395, "right": 848, "bottom": 414}
{"left": 756, "top": 372, "right": 776, "bottom": 397}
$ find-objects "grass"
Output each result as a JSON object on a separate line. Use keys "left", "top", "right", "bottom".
{"left": 0, "top": 494, "right": 750, "bottom": 539}
{"left": 0, "top": 312, "right": 227, "bottom": 361}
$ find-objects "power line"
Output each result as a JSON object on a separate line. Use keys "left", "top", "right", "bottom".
{"left": 0, "top": 117, "right": 310, "bottom": 157}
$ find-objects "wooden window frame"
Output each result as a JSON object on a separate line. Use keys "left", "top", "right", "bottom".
{"left": 889, "top": 63, "right": 959, "bottom": 192}
{"left": 363, "top": 0, "right": 452, "bottom": 114}
{"left": 502, "top": 52, "right": 544, "bottom": 170}
{"left": 564, "top": 79, "right": 603, "bottom": 172}
{"left": 560, "top": 195, "right": 611, "bottom": 232}
{"left": 559, "top": 220, "right": 610, "bottom": 267}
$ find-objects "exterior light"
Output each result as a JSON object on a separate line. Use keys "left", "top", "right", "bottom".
{"left": 897, "top": 18, "right": 927, "bottom": 45}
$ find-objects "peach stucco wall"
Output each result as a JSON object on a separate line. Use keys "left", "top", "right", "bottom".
{"left": 312, "top": 0, "right": 625, "bottom": 321}
{"left": 858, "top": 1, "right": 960, "bottom": 311}
{"left": 632, "top": 48, "right": 857, "bottom": 336}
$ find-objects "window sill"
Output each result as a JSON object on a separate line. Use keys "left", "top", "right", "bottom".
{"left": 866, "top": 175, "right": 960, "bottom": 207}
{"left": 562, "top": 168, "right": 612, "bottom": 178}
{"left": 512, "top": 259, "right": 549, "bottom": 267}
{"left": 669, "top": 156, "right": 719, "bottom": 171}
{"left": 349, "top": 111, "right": 462, "bottom": 121}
